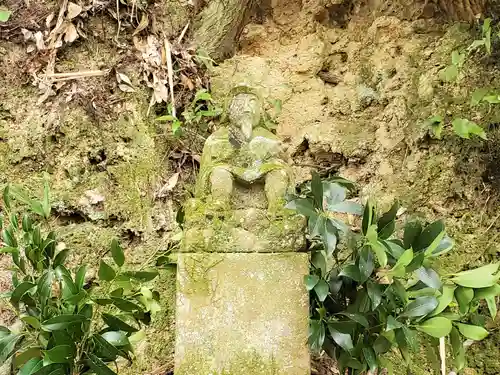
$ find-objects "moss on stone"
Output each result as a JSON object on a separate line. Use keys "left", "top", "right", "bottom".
{"left": 176, "top": 350, "right": 281, "bottom": 375}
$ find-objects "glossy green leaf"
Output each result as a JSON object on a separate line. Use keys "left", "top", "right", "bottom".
{"left": 382, "top": 240, "right": 405, "bottom": 260}
{"left": 373, "top": 334, "right": 392, "bottom": 354}
{"left": 357, "top": 246, "right": 374, "bottom": 283}
{"left": 43, "top": 345, "right": 73, "bottom": 363}
{"left": 323, "top": 182, "right": 346, "bottom": 208}
{"left": 455, "top": 323, "right": 488, "bottom": 340}
{"left": 473, "top": 284, "right": 500, "bottom": 301}
{"left": 413, "top": 221, "right": 444, "bottom": 251}
{"left": 430, "top": 284, "right": 456, "bottom": 316}
{"left": 362, "top": 347, "right": 378, "bottom": 373}
{"left": 377, "top": 201, "right": 399, "bottom": 239}
{"left": 455, "top": 287, "right": 474, "bottom": 315}
{"left": 304, "top": 275, "right": 319, "bottom": 291}
{"left": 328, "top": 325, "right": 353, "bottom": 353}
{"left": 98, "top": 260, "right": 116, "bottom": 281}
{"left": 308, "top": 214, "right": 322, "bottom": 238}
{"left": 337, "top": 313, "right": 369, "bottom": 328}
{"left": 53, "top": 250, "right": 69, "bottom": 268}
{"left": 362, "top": 200, "right": 375, "bottom": 236}
{"left": 451, "top": 263, "right": 500, "bottom": 288}
{"left": 3, "top": 227, "right": 17, "bottom": 247}
{"left": 328, "top": 201, "right": 363, "bottom": 215}
{"left": 485, "top": 296, "right": 497, "bottom": 319}
{"left": 400, "top": 296, "right": 438, "bottom": 318}
{"left": 311, "top": 251, "right": 326, "bottom": 277}
{"left": 93, "top": 334, "right": 119, "bottom": 360}
{"left": 22, "top": 215, "right": 32, "bottom": 232}
{"left": 10, "top": 281, "right": 36, "bottom": 309}
{"left": 111, "top": 239, "right": 125, "bottom": 267}
{"left": 42, "top": 179, "right": 51, "bottom": 218}
{"left": 75, "top": 265, "right": 86, "bottom": 291}
{"left": 416, "top": 267, "right": 442, "bottom": 289}
{"left": 390, "top": 248, "right": 413, "bottom": 277}
{"left": 101, "top": 313, "right": 138, "bottom": 333}
{"left": 308, "top": 320, "right": 325, "bottom": 353}
{"left": 403, "top": 221, "right": 422, "bottom": 249}
{"left": 285, "top": 198, "right": 316, "bottom": 217}
{"left": 452, "top": 118, "right": 487, "bottom": 140}
{"left": 367, "top": 280, "right": 383, "bottom": 309}
{"left": 311, "top": 171, "right": 323, "bottom": 209}
{"left": 123, "top": 270, "right": 159, "bottom": 282}
{"left": 428, "top": 235, "right": 454, "bottom": 257}
{"left": 111, "top": 297, "right": 142, "bottom": 312}
{"left": 65, "top": 290, "right": 87, "bottom": 305}
{"left": 320, "top": 218, "right": 338, "bottom": 256}
{"left": 416, "top": 317, "right": 452, "bottom": 338}
{"left": 339, "top": 263, "right": 361, "bottom": 282}
{"left": 41, "top": 314, "right": 87, "bottom": 331}
{"left": 395, "top": 326, "right": 418, "bottom": 352}
{"left": 2, "top": 185, "right": 10, "bottom": 209}
{"left": 86, "top": 353, "right": 117, "bottom": 375}
{"left": 386, "top": 315, "right": 403, "bottom": 331}
{"left": 31, "top": 363, "right": 65, "bottom": 375}
{"left": 451, "top": 326, "right": 466, "bottom": 371}
{"left": 0, "top": 333, "right": 21, "bottom": 363}
{"left": 18, "top": 358, "right": 43, "bottom": 375}
{"left": 314, "top": 279, "right": 329, "bottom": 302}
{"left": 370, "top": 240, "right": 388, "bottom": 268}
{"left": 102, "top": 331, "right": 130, "bottom": 347}
{"left": 21, "top": 316, "right": 41, "bottom": 329}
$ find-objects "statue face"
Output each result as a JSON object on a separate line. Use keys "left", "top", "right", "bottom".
{"left": 229, "top": 93, "right": 262, "bottom": 129}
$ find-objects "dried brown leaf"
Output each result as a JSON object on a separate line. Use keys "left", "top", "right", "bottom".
{"left": 180, "top": 73, "right": 195, "bottom": 91}
{"left": 160, "top": 173, "right": 180, "bottom": 195}
{"left": 67, "top": 2, "right": 82, "bottom": 19}
{"left": 64, "top": 23, "right": 79, "bottom": 43}
{"left": 132, "top": 12, "right": 149, "bottom": 36}
{"left": 46, "top": 12, "right": 55, "bottom": 28}
{"left": 118, "top": 84, "right": 135, "bottom": 93}
{"left": 34, "top": 31, "right": 46, "bottom": 50}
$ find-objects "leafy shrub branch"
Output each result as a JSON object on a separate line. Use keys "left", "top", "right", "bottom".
{"left": 428, "top": 18, "right": 500, "bottom": 140}
{"left": 287, "top": 173, "right": 499, "bottom": 374}
{"left": 0, "top": 184, "right": 160, "bottom": 374}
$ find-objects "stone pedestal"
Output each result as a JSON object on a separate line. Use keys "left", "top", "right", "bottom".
{"left": 175, "top": 253, "right": 310, "bottom": 375}
{"left": 174, "top": 88, "right": 310, "bottom": 375}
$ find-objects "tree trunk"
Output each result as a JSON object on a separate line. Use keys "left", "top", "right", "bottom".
{"left": 194, "top": 0, "right": 255, "bottom": 62}
{"left": 438, "top": 0, "right": 486, "bottom": 21}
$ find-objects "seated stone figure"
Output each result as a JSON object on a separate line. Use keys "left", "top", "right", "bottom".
{"left": 181, "top": 87, "right": 305, "bottom": 254}
{"left": 195, "top": 86, "right": 290, "bottom": 213}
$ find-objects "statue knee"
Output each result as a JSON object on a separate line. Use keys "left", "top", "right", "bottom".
{"left": 210, "top": 167, "right": 233, "bottom": 203}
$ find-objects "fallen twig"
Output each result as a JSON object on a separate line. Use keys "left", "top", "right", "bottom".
{"left": 43, "top": 70, "right": 109, "bottom": 79}
{"left": 164, "top": 38, "right": 176, "bottom": 118}
{"left": 178, "top": 21, "right": 190, "bottom": 44}
{"left": 439, "top": 337, "right": 446, "bottom": 375}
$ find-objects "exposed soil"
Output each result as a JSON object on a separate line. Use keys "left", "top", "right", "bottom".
{"left": 1, "top": 0, "right": 500, "bottom": 374}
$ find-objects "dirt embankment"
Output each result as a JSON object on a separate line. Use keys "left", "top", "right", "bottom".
{"left": 1, "top": 0, "right": 500, "bottom": 374}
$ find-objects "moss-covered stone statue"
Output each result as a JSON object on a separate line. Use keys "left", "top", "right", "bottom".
{"left": 182, "top": 87, "right": 305, "bottom": 253}
{"left": 195, "top": 87, "right": 290, "bottom": 213}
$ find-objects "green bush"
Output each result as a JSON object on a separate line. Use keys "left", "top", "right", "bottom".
{"left": 428, "top": 18, "right": 500, "bottom": 140}
{"left": 0, "top": 184, "right": 160, "bottom": 374}
{"left": 287, "top": 173, "right": 500, "bottom": 374}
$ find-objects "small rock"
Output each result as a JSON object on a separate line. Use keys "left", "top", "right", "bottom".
{"left": 356, "top": 84, "right": 379, "bottom": 109}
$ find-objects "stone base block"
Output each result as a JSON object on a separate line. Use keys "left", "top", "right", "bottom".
{"left": 175, "top": 253, "right": 310, "bottom": 375}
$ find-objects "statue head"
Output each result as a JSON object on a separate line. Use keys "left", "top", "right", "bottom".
{"left": 228, "top": 87, "right": 262, "bottom": 140}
